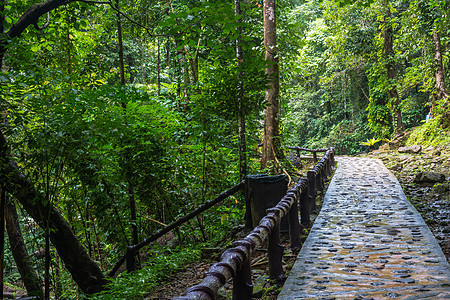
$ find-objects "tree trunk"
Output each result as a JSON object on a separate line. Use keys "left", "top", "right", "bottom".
{"left": 129, "top": 184, "right": 138, "bottom": 246}
{"left": 261, "top": 0, "right": 281, "bottom": 170}
{"left": 0, "top": 131, "right": 108, "bottom": 294}
{"left": 433, "top": 30, "right": 450, "bottom": 127}
{"left": 5, "top": 199, "right": 44, "bottom": 298}
{"left": 235, "top": 0, "right": 247, "bottom": 180}
{"left": 432, "top": 29, "right": 450, "bottom": 127}
{"left": 383, "top": 0, "right": 404, "bottom": 136}
{"left": 116, "top": 0, "right": 125, "bottom": 86}
{"left": 157, "top": 38, "right": 161, "bottom": 96}
{"left": 432, "top": 31, "right": 447, "bottom": 101}
{"left": 0, "top": 185, "right": 5, "bottom": 300}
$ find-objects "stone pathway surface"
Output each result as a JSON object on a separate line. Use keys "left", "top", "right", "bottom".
{"left": 279, "top": 157, "right": 450, "bottom": 299}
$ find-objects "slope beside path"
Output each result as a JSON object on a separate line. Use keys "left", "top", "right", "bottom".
{"left": 279, "top": 157, "right": 450, "bottom": 299}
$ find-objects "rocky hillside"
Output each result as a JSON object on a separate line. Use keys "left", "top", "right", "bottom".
{"left": 363, "top": 144, "right": 449, "bottom": 261}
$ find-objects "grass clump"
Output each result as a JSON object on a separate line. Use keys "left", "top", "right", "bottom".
{"left": 89, "top": 247, "right": 201, "bottom": 300}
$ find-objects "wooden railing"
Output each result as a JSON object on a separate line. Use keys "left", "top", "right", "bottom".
{"left": 173, "top": 148, "right": 335, "bottom": 300}
{"left": 287, "top": 146, "right": 331, "bottom": 163}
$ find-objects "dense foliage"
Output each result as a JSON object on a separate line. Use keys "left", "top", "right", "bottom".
{"left": 283, "top": 0, "right": 448, "bottom": 154}
{"left": 0, "top": 0, "right": 448, "bottom": 298}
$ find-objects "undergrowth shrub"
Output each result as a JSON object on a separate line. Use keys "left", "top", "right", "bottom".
{"left": 407, "top": 116, "right": 450, "bottom": 147}
{"left": 89, "top": 247, "right": 201, "bottom": 300}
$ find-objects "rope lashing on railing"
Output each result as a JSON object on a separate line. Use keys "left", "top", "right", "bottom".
{"left": 173, "top": 147, "right": 335, "bottom": 300}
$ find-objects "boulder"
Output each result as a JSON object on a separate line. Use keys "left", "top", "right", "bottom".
{"left": 398, "top": 145, "right": 422, "bottom": 153}
{"left": 413, "top": 172, "right": 446, "bottom": 183}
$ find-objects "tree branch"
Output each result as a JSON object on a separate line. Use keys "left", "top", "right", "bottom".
{"left": 6, "top": 0, "right": 74, "bottom": 40}
{"left": 34, "top": 12, "right": 51, "bottom": 30}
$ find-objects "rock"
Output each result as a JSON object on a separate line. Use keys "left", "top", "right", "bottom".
{"left": 399, "top": 155, "right": 411, "bottom": 162}
{"left": 391, "top": 163, "right": 403, "bottom": 171}
{"left": 398, "top": 145, "right": 422, "bottom": 153}
{"left": 432, "top": 183, "right": 449, "bottom": 194}
{"left": 426, "top": 146, "right": 434, "bottom": 151}
{"left": 432, "top": 149, "right": 442, "bottom": 156}
{"left": 413, "top": 172, "right": 446, "bottom": 183}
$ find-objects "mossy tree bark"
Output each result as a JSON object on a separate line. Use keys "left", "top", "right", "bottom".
{"left": 5, "top": 199, "right": 44, "bottom": 298}
{"left": 261, "top": 0, "right": 283, "bottom": 171}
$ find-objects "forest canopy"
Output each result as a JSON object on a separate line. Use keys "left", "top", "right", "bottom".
{"left": 0, "top": 0, "right": 448, "bottom": 298}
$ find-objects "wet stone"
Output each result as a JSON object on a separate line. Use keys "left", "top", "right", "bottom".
{"left": 316, "top": 279, "right": 330, "bottom": 284}
{"left": 384, "top": 292, "right": 402, "bottom": 298}
{"left": 361, "top": 272, "right": 379, "bottom": 277}
{"left": 394, "top": 278, "right": 416, "bottom": 284}
{"left": 392, "top": 269, "right": 412, "bottom": 274}
{"left": 345, "top": 263, "right": 358, "bottom": 268}
{"left": 393, "top": 274, "right": 411, "bottom": 278}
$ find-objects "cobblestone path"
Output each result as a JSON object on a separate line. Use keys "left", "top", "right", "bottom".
{"left": 279, "top": 157, "right": 450, "bottom": 299}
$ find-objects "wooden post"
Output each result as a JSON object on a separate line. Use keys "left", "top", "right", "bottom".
{"left": 299, "top": 189, "right": 310, "bottom": 227}
{"left": 232, "top": 241, "right": 253, "bottom": 300}
{"left": 313, "top": 151, "right": 318, "bottom": 163}
{"left": 288, "top": 195, "right": 302, "bottom": 250}
{"left": 315, "top": 169, "right": 322, "bottom": 192}
{"left": 307, "top": 171, "right": 316, "bottom": 213}
{"left": 325, "top": 156, "right": 331, "bottom": 177}
{"left": 267, "top": 209, "right": 284, "bottom": 281}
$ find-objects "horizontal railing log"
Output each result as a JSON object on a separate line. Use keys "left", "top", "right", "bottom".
{"left": 107, "top": 181, "right": 245, "bottom": 277}
{"left": 173, "top": 148, "right": 335, "bottom": 300}
{"left": 287, "top": 146, "right": 330, "bottom": 162}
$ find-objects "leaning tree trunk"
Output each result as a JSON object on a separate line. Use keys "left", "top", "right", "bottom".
{"left": 261, "top": 0, "right": 282, "bottom": 170}
{"left": 383, "top": 0, "right": 404, "bottom": 136}
{"left": 5, "top": 199, "right": 44, "bottom": 298}
{"left": 0, "top": 131, "right": 108, "bottom": 294}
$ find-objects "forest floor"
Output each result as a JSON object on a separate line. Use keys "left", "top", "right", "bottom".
{"left": 362, "top": 144, "right": 450, "bottom": 262}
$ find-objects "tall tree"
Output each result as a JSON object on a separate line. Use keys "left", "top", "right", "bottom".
{"left": 261, "top": 0, "right": 281, "bottom": 170}
{"left": 235, "top": 0, "right": 247, "bottom": 179}
{"left": 432, "top": 30, "right": 447, "bottom": 103}
{"left": 381, "top": 0, "right": 404, "bottom": 136}
{"left": 432, "top": 28, "right": 450, "bottom": 127}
